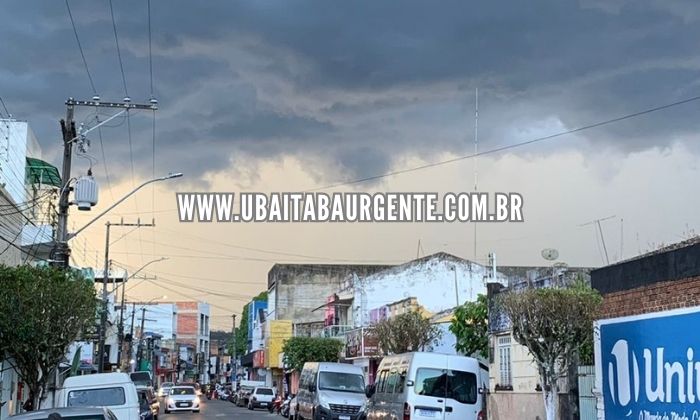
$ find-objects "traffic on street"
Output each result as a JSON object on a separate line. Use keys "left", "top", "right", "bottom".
{"left": 160, "top": 399, "right": 287, "bottom": 420}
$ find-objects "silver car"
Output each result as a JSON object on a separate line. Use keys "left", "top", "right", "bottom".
{"left": 164, "top": 386, "right": 201, "bottom": 414}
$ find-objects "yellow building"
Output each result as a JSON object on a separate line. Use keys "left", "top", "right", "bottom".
{"left": 263, "top": 320, "right": 293, "bottom": 394}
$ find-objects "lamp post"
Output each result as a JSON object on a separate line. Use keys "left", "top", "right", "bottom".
{"left": 117, "top": 258, "right": 168, "bottom": 369}
{"left": 89, "top": 172, "right": 182, "bottom": 373}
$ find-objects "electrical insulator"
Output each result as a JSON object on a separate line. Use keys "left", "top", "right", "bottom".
{"left": 74, "top": 174, "right": 99, "bottom": 210}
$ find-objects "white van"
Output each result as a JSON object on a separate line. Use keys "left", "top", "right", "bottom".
{"left": 365, "top": 352, "right": 488, "bottom": 420}
{"left": 59, "top": 373, "right": 140, "bottom": 420}
{"left": 296, "top": 362, "right": 367, "bottom": 420}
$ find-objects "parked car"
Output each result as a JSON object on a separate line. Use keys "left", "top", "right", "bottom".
{"left": 235, "top": 380, "right": 265, "bottom": 407}
{"left": 164, "top": 386, "right": 201, "bottom": 414}
{"left": 365, "top": 352, "right": 489, "bottom": 420}
{"left": 10, "top": 407, "right": 119, "bottom": 420}
{"left": 137, "top": 388, "right": 160, "bottom": 420}
{"left": 59, "top": 372, "right": 140, "bottom": 420}
{"left": 296, "top": 362, "right": 366, "bottom": 420}
{"left": 157, "top": 382, "right": 174, "bottom": 398}
{"left": 248, "top": 386, "right": 275, "bottom": 410}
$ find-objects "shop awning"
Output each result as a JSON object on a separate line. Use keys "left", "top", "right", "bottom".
{"left": 26, "top": 157, "right": 61, "bottom": 187}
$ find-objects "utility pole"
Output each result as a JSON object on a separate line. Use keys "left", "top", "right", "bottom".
{"left": 53, "top": 103, "right": 75, "bottom": 267}
{"left": 96, "top": 218, "right": 155, "bottom": 373}
{"left": 117, "top": 274, "right": 157, "bottom": 370}
{"left": 52, "top": 98, "right": 157, "bottom": 268}
{"left": 137, "top": 307, "right": 147, "bottom": 370}
{"left": 231, "top": 314, "right": 237, "bottom": 383}
{"left": 128, "top": 303, "right": 136, "bottom": 370}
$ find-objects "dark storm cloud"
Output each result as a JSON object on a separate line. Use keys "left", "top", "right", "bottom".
{"left": 1, "top": 0, "right": 699, "bottom": 186}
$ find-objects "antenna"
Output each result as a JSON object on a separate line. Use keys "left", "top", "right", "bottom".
{"left": 580, "top": 215, "right": 616, "bottom": 265}
{"left": 473, "top": 87, "right": 478, "bottom": 262}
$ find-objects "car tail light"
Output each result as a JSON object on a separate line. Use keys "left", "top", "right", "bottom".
{"left": 477, "top": 410, "right": 485, "bottom": 420}
{"left": 403, "top": 402, "right": 410, "bottom": 420}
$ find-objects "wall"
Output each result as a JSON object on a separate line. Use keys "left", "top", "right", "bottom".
{"left": 264, "top": 320, "right": 292, "bottom": 369}
{"left": 353, "top": 253, "right": 488, "bottom": 326}
{"left": 268, "top": 263, "right": 391, "bottom": 324}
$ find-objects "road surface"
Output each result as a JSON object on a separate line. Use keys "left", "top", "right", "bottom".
{"left": 160, "top": 398, "right": 287, "bottom": 420}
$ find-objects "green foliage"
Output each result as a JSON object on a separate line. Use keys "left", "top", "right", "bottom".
{"left": 228, "top": 291, "right": 268, "bottom": 356}
{"left": 282, "top": 337, "right": 344, "bottom": 371}
{"left": 0, "top": 265, "right": 98, "bottom": 407}
{"left": 498, "top": 284, "right": 602, "bottom": 420}
{"left": 449, "top": 294, "right": 488, "bottom": 359}
{"left": 372, "top": 310, "right": 442, "bottom": 355}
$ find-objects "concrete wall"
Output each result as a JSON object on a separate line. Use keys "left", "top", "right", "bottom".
{"left": 353, "top": 253, "right": 488, "bottom": 326}
{"left": 268, "top": 264, "right": 390, "bottom": 324}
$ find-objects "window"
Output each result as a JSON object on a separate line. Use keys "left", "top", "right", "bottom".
{"left": 376, "top": 370, "right": 389, "bottom": 393}
{"left": 68, "top": 388, "right": 126, "bottom": 407}
{"left": 396, "top": 369, "right": 407, "bottom": 394}
{"left": 256, "top": 388, "right": 274, "bottom": 395}
{"left": 498, "top": 335, "right": 512, "bottom": 387}
{"left": 319, "top": 372, "right": 365, "bottom": 393}
{"left": 414, "top": 368, "right": 478, "bottom": 405}
{"left": 170, "top": 387, "right": 195, "bottom": 395}
{"left": 385, "top": 370, "right": 399, "bottom": 394}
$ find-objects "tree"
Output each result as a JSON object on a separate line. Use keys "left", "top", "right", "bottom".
{"left": 282, "top": 337, "right": 344, "bottom": 372}
{"left": 449, "top": 294, "right": 488, "bottom": 359}
{"left": 372, "top": 310, "right": 442, "bottom": 355}
{"left": 498, "top": 283, "right": 601, "bottom": 420}
{"left": 0, "top": 266, "right": 98, "bottom": 409}
{"left": 228, "top": 291, "right": 267, "bottom": 357}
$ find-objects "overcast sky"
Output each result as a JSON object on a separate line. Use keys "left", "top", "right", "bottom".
{"left": 2, "top": 1, "right": 699, "bottom": 329}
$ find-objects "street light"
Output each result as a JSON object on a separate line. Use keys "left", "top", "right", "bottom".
{"left": 70, "top": 173, "right": 183, "bottom": 239}
{"left": 83, "top": 172, "right": 181, "bottom": 373}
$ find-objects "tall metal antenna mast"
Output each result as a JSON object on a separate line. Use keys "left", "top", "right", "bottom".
{"left": 473, "top": 88, "right": 478, "bottom": 262}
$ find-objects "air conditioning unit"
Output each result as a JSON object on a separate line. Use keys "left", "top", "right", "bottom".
{"left": 74, "top": 174, "right": 99, "bottom": 210}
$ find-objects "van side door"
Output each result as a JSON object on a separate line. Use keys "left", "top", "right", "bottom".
{"left": 411, "top": 367, "right": 448, "bottom": 420}
{"left": 444, "top": 358, "right": 480, "bottom": 420}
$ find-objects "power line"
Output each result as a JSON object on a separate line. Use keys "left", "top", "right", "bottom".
{"left": 107, "top": 0, "right": 129, "bottom": 98}
{"left": 64, "top": 0, "right": 97, "bottom": 95}
{"left": 306, "top": 94, "right": 700, "bottom": 191}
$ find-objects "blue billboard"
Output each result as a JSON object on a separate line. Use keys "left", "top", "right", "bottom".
{"left": 596, "top": 307, "right": 700, "bottom": 419}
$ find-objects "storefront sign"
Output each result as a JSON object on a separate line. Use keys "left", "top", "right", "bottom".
{"left": 595, "top": 307, "right": 700, "bottom": 420}
{"left": 345, "top": 328, "right": 380, "bottom": 359}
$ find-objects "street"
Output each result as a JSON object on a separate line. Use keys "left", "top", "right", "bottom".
{"left": 161, "top": 399, "right": 286, "bottom": 420}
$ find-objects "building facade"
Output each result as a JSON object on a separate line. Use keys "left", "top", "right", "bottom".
{"left": 592, "top": 237, "right": 700, "bottom": 420}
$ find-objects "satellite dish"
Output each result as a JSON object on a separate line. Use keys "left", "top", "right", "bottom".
{"left": 541, "top": 248, "right": 559, "bottom": 261}
{"left": 257, "top": 368, "right": 267, "bottom": 377}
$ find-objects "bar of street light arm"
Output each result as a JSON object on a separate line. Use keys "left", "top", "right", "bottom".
{"left": 69, "top": 173, "right": 183, "bottom": 239}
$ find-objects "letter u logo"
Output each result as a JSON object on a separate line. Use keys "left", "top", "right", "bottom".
{"left": 608, "top": 340, "right": 639, "bottom": 407}
{"left": 608, "top": 339, "right": 640, "bottom": 407}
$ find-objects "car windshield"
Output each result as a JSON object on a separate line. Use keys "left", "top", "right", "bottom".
{"left": 171, "top": 387, "right": 195, "bottom": 395}
{"left": 68, "top": 388, "right": 126, "bottom": 407}
{"left": 414, "top": 368, "right": 478, "bottom": 405}
{"left": 256, "top": 388, "right": 274, "bottom": 395}
{"left": 318, "top": 372, "right": 365, "bottom": 393}
{"left": 161, "top": 383, "right": 174, "bottom": 388}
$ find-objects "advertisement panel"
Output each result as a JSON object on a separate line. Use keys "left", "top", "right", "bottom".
{"left": 345, "top": 328, "right": 380, "bottom": 359}
{"left": 595, "top": 306, "right": 700, "bottom": 419}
